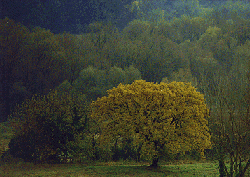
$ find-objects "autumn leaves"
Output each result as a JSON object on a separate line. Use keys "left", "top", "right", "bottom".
{"left": 91, "top": 80, "right": 211, "bottom": 167}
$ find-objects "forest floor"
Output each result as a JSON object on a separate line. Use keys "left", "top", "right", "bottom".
{"left": 0, "top": 160, "right": 226, "bottom": 177}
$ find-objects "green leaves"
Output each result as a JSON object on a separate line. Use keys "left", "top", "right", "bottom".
{"left": 8, "top": 88, "right": 88, "bottom": 163}
{"left": 72, "top": 65, "right": 141, "bottom": 101}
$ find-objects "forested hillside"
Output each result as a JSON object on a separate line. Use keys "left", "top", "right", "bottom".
{"left": 1, "top": 0, "right": 250, "bottom": 176}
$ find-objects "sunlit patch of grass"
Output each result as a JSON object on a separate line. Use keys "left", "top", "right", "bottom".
{"left": 0, "top": 160, "right": 223, "bottom": 177}
{"left": 164, "top": 163, "right": 218, "bottom": 177}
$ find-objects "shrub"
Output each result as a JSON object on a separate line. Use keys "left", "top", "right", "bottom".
{"left": 8, "top": 86, "right": 88, "bottom": 163}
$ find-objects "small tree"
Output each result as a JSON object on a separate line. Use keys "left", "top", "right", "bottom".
{"left": 161, "top": 67, "right": 198, "bottom": 88}
{"left": 91, "top": 80, "right": 211, "bottom": 167}
{"left": 8, "top": 84, "right": 88, "bottom": 163}
{"left": 200, "top": 64, "right": 250, "bottom": 177}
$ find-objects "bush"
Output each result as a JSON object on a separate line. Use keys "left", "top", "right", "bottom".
{"left": 8, "top": 86, "right": 88, "bottom": 163}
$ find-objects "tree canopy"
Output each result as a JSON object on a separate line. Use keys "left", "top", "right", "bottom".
{"left": 91, "top": 80, "right": 211, "bottom": 167}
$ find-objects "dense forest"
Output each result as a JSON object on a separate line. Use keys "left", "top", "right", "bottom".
{"left": 0, "top": 0, "right": 250, "bottom": 176}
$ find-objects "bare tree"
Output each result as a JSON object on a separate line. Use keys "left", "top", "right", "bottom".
{"left": 199, "top": 64, "right": 250, "bottom": 177}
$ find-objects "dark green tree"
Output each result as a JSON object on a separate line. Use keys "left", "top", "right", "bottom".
{"left": 8, "top": 85, "right": 88, "bottom": 163}
{"left": 19, "top": 26, "right": 67, "bottom": 95}
{"left": 72, "top": 65, "right": 141, "bottom": 101}
{"left": 0, "top": 17, "right": 30, "bottom": 122}
{"left": 200, "top": 63, "right": 250, "bottom": 177}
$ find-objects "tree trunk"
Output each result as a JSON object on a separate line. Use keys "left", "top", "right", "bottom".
{"left": 150, "top": 157, "right": 159, "bottom": 167}
{"left": 219, "top": 159, "right": 227, "bottom": 177}
{"left": 238, "top": 158, "right": 250, "bottom": 177}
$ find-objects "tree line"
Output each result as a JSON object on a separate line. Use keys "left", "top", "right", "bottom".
{"left": 1, "top": 1, "right": 250, "bottom": 175}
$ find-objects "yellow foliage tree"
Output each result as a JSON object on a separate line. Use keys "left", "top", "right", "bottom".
{"left": 91, "top": 80, "right": 211, "bottom": 167}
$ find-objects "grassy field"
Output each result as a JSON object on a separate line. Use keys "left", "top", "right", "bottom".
{"left": 0, "top": 122, "right": 249, "bottom": 177}
{"left": 0, "top": 160, "right": 222, "bottom": 177}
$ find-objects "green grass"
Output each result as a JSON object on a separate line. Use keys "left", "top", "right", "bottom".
{"left": 0, "top": 160, "right": 221, "bottom": 177}
{"left": 1, "top": 122, "right": 249, "bottom": 176}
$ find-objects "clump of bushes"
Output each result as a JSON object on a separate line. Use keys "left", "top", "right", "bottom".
{"left": 8, "top": 85, "right": 88, "bottom": 163}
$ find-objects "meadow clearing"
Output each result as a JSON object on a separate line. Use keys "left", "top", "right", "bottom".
{"left": 0, "top": 159, "right": 239, "bottom": 177}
